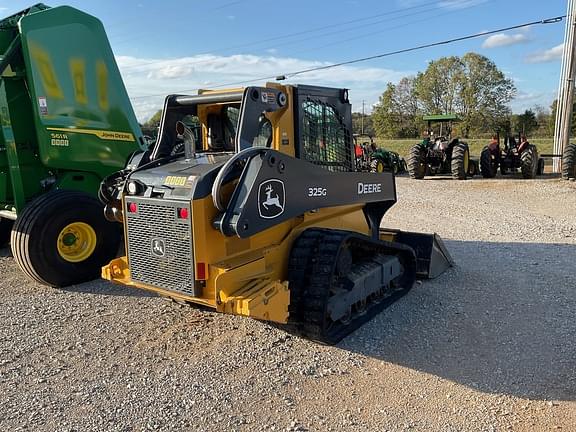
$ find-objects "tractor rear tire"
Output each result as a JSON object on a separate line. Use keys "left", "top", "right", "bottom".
{"left": 11, "top": 190, "right": 122, "bottom": 287}
{"left": 0, "top": 217, "right": 13, "bottom": 247}
{"left": 562, "top": 143, "right": 576, "bottom": 179}
{"left": 451, "top": 142, "right": 469, "bottom": 180}
{"left": 520, "top": 144, "right": 538, "bottom": 179}
{"left": 408, "top": 145, "right": 427, "bottom": 179}
{"left": 480, "top": 146, "right": 498, "bottom": 178}
{"left": 370, "top": 158, "right": 386, "bottom": 173}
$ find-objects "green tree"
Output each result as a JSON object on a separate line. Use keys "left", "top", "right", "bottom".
{"left": 352, "top": 112, "right": 374, "bottom": 136}
{"left": 373, "top": 78, "right": 422, "bottom": 139}
{"left": 373, "top": 83, "right": 401, "bottom": 138}
{"left": 141, "top": 110, "right": 162, "bottom": 137}
{"left": 512, "top": 109, "right": 538, "bottom": 135}
{"left": 459, "top": 53, "right": 516, "bottom": 137}
{"left": 415, "top": 56, "right": 464, "bottom": 115}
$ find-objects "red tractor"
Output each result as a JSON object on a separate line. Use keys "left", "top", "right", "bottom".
{"left": 480, "top": 134, "right": 543, "bottom": 179}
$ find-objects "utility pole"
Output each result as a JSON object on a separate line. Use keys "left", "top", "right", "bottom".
{"left": 361, "top": 100, "right": 365, "bottom": 135}
{"left": 553, "top": 0, "right": 576, "bottom": 173}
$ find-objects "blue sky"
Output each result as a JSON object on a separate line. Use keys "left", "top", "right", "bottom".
{"left": 1, "top": 0, "right": 568, "bottom": 121}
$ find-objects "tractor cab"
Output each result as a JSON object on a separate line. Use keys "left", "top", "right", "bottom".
{"left": 424, "top": 114, "right": 459, "bottom": 152}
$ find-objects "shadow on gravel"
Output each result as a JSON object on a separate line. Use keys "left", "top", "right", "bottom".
{"left": 0, "top": 247, "right": 10, "bottom": 257}
{"left": 339, "top": 240, "right": 576, "bottom": 402}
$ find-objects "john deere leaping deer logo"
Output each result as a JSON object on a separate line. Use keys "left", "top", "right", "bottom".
{"left": 258, "top": 179, "right": 285, "bottom": 219}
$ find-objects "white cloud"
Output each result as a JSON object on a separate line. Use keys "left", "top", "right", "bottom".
{"left": 438, "top": 0, "right": 489, "bottom": 9}
{"left": 117, "top": 54, "right": 412, "bottom": 121}
{"left": 526, "top": 44, "right": 564, "bottom": 64}
{"left": 397, "top": 0, "right": 488, "bottom": 9}
{"left": 482, "top": 33, "right": 529, "bottom": 49}
{"left": 510, "top": 90, "right": 556, "bottom": 113}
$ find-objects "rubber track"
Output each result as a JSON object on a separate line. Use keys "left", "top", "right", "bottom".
{"left": 288, "top": 228, "right": 417, "bottom": 345}
{"left": 562, "top": 143, "right": 576, "bottom": 179}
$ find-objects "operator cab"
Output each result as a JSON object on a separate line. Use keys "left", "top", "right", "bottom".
{"left": 151, "top": 89, "right": 275, "bottom": 161}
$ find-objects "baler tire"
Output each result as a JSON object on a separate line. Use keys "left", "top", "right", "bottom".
{"left": 10, "top": 190, "right": 122, "bottom": 287}
{"left": 520, "top": 144, "right": 538, "bottom": 179}
{"left": 480, "top": 146, "right": 498, "bottom": 178}
{"left": 451, "top": 142, "right": 469, "bottom": 180}
{"left": 408, "top": 145, "right": 427, "bottom": 179}
{"left": 562, "top": 143, "right": 576, "bottom": 179}
{"left": 0, "top": 217, "right": 13, "bottom": 247}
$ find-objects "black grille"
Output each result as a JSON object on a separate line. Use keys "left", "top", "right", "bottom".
{"left": 300, "top": 99, "right": 353, "bottom": 172}
{"left": 125, "top": 198, "right": 195, "bottom": 296}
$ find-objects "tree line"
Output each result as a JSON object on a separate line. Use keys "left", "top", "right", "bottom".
{"left": 352, "top": 52, "right": 563, "bottom": 139}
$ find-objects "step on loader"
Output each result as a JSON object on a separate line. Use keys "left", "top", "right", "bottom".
{"left": 0, "top": 4, "right": 145, "bottom": 286}
{"left": 101, "top": 84, "right": 453, "bottom": 344}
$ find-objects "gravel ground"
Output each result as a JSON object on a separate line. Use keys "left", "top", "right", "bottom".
{"left": 0, "top": 175, "right": 575, "bottom": 432}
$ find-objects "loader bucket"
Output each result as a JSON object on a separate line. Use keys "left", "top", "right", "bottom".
{"left": 380, "top": 229, "right": 454, "bottom": 279}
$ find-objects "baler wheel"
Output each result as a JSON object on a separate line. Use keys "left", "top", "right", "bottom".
{"left": 11, "top": 190, "right": 121, "bottom": 287}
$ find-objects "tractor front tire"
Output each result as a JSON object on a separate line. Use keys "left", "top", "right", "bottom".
{"left": 0, "top": 218, "right": 13, "bottom": 247}
{"left": 408, "top": 145, "right": 427, "bottom": 179}
{"left": 520, "top": 145, "right": 538, "bottom": 179}
{"left": 11, "top": 190, "right": 122, "bottom": 287}
{"left": 480, "top": 146, "right": 498, "bottom": 178}
{"left": 451, "top": 142, "right": 469, "bottom": 180}
{"left": 562, "top": 143, "right": 576, "bottom": 179}
{"left": 370, "top": 158, "right": 386, "bottom": 173}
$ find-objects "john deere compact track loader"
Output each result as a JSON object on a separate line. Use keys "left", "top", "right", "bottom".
{"left": 101, "top": 84, "right": 452, "bottom": 344}
{"left": 0, "top": 4, "right": 145, "bottom": 286}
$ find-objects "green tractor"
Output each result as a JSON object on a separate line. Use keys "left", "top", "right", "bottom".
{"left": 354, "top": 134, "right": 407, "bottom": 174}
{"left": 0, "top": 4, "right": 145, "bottom": 286}
{"left": 408, "top": 114, "right": 477, "bottom": 180}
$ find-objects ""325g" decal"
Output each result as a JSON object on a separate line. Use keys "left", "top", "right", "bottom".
{"left": 308, "top": 187, "right": 327, "bottom": 197}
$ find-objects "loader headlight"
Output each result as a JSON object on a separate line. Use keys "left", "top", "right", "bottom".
{"left": 127, "top": 180, "right": 144, "bottom": 195}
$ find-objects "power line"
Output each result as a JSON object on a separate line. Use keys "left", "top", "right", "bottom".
{"left": 117, "top": 0, "right": 453, "bottom": 71}
{"left": 287, "top": 0, "right": 491, "bottom": 58}
{"left": 129, "top": 15, "right": 565, "bottom": 101}
{"left": 120, "top": 2, "right": 476, "bottom": 76}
